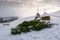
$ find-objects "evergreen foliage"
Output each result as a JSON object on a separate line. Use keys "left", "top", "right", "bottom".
{"left": 11, "top": 20, "right": 53, "bottom": 35}
{"left": 11, "top": 28, "right": 21, "bottom": 35}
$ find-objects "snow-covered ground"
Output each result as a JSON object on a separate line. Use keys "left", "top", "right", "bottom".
{"left": 0, "top": 11, "right": 60, "bottom": 40}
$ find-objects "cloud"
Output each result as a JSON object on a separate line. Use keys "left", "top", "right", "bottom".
{"left": 42, "top": 0, "right": 60, "bottom": 6}
{"left": 0, "top": 0, "right": 60, "bottom": 9}
{"left": 0, "top": 0, "right": 60, "bottom": 18}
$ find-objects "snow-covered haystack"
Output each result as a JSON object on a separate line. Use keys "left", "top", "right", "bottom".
{"left": 0, "top": 11, "right": 60, "bottom": 40}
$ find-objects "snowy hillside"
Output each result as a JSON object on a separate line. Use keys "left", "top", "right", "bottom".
{"left": 49, "top": 11, "right": 60, "bottom": 17}
{"left": 0, "top": 11, "right": 60, "bottom": 40}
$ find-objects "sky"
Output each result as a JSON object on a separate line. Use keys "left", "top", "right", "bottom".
{"left": 0, "top": 0, "right": 60, "bottom": 18}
